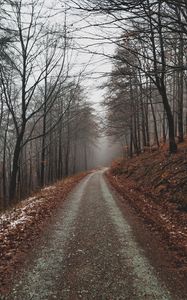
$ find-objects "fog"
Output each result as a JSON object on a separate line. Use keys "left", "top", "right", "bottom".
{"left": 88, "top": 137, "right": 123, "bottom": 169}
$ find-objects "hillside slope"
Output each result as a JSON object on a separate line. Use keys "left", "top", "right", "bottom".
{"left": 106, "top": 143, "right": 187, "bottom": 280}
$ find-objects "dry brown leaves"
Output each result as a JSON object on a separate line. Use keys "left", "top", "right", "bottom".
{"left": 106, "top": 146, "right": 187, "bottom": 278}
{"left": 0, "top": 172, "right": 88, "bottom": 294}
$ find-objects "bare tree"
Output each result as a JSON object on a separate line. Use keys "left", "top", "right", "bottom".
{"left": 0, "top": 0, "right": 69, "bottom": 200}
{"left": 72, "top": 0, "right": 187, "bottom": 153}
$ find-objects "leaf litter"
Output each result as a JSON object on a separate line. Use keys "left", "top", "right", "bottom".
{"left": 106, "top": 145, "right": 187, "bottom": 282}
{"left": 0, "top": 172, "right": 87, "bottom": 294}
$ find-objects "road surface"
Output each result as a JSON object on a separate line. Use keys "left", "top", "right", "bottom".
{"left": 3, "top": 170, "right": 182, "bottom": 299}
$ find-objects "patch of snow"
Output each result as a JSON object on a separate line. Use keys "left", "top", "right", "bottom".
{"left": 0, "top": 196, "right": 41, "bottom": 229}
{"left": 21, "top": 199, "right": 43, "bottom": 211}
{"left": 0, "top": 214, "right": 10, "bottom": 222}
{"left": 9, "top": 214, "right": 33, "bottom": 229}
{"left": 26, "top": 196, "right": 37, "bottom": 202}
{"left": 42, "top": 186, "right": 56, "bottom": 191}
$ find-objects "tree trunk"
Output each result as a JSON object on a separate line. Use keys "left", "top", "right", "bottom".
{"left": 178, "top": 34, "right": 184, "bottom": 143}
{"left": 150, "top": 95, "right": 159, "bottom": 148}
{"left": 162, "top": 112, "right": 166, "bottom": 144}
{"left": 160, "top": 86, "right": 177, "bottom": 153}
{"left": 9, "top": 136, "right": 23, "bottom": 201}
{"left": 2, "top": 122, "right": 8, "bottom": 207}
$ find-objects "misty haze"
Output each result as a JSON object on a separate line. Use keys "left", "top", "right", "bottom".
{"left": 0, "top": 1, "right": 187, "bottom": 299}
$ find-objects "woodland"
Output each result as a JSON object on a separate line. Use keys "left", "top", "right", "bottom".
{"left": 0, "top": 0, "right": 99, "bottom": 208}
{"left": 94, "top": 0, "right": 187, "bottom": 155}
{"left": 1, "top": 1, "right": 187, "bottom": 296}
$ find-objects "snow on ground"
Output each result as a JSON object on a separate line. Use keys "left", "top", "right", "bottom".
{"left": 0, "top": 185, "right": 59, "bottom": 230}
{"left": 0, "top": 172, "right": 88, "bottom": 296}
{"left": 0, "top": 188, "right": 57, "bottom": 232}
{"left": 42, "top": 186, "right": 56, "bottom": 191}
{"left": 0, "top": 197, "right": 39, "bottom": 230}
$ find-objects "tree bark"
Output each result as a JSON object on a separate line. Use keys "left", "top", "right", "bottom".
{"left": 9, "top": 129, "right": 25, "bottom": 201}
{"left": 160, "top": 86, "right": 177, "bottom": 153}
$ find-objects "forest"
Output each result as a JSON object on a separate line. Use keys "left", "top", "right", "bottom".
{"left": 0, "top": 0, "right": 187, "bottom": 207}
{"left": 1, "top": 1, "right": 187, "bottom": 298}
{"left": 96, "top": 0, "right": 187, "bottom": 156}
{"left": 0, "top": 0, "right": 99, "bottom": 208}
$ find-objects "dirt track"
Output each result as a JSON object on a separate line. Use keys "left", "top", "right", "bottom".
{"left": 2, "top": 170, "right": 186, "bottom": 299}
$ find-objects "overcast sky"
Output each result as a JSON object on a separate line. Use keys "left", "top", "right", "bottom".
{"left": 47, "top": 0, "right": 121, "bottom": 111}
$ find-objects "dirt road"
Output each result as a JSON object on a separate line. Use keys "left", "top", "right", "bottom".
{"left": 3, "top": 170, "right": 185, "bottom": 299}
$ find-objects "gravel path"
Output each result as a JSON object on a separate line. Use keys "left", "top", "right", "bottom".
{"left": 3, "top": 170, "right": 176, "bottom": 299}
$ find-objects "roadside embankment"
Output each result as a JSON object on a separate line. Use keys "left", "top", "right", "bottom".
{"left": 0, "top": 172, "right": 88, "bottom": 294}
{"left": 106, "top": 146, "right": 187, "bottom": 281}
